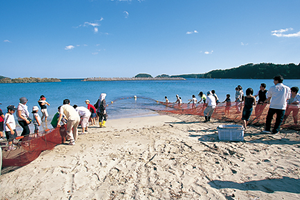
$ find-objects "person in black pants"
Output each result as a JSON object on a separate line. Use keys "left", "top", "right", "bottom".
{"left": 17, "top": 97, "right": 31, "bottom": 136}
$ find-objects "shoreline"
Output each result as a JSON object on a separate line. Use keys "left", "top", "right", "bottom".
{"left": 1, "top": 114, "right": 300, "bottom": 199}
{"left": 83, "top": 77, "right": 186, "bottom": 81}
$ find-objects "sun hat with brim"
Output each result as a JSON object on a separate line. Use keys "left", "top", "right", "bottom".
{"left": 32, "top": 106, "right": 39, "bottom": 111}
{"left": 20, "top": 97, "right": 28, "bottom": 104}
{"left": 7, "top": 105, "right": 17, "bottom": 111}
{"left": 85, "top": 100, "right": 90, "bottom": 102}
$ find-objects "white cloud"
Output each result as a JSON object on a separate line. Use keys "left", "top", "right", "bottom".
{"left": 241, "top": 42, "right": 248, "bottom": 46}
{"left": 92, "top": 52, "right": 98, "bottom": 55}
{"left": 271, "top": 28, "right": 300, "bottom": 37}
{"left": 186, "top": 30, "right": 198, "bottom": 34}
{"left": 84, "top": 22, "right": 99, "bottom": 27}
{"left": 75, "top": 18, "right": 103, "bottom": 32}
{"left": 4, "top": 40, "right": 11, "bottom": 42}
{"left": 204, "top": 50, "right": 213, "bottom": 54}
{"left": 65, "top": 45, "right": 75, "bottom": 50}
{"left": 124, "top": 11, "right": 129, "bottom": 18}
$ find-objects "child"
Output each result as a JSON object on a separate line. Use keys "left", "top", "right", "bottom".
{"left": 51, "top": 106, "right": 67, "bottom": 128}
{"left": 4, "top": 105, "right": 18, "bottom": 151}
{"left": 198, "top": 92, "right": 206, "bottom": 103}
{"left": 85, "top": 100, "right": 97, "bottom": 126}
{"left": 188, "top": 95, "right": 197, "bottom": 108}
{"left": 211, "top": 90, "right": 220, "bottom": 104}
{"left": 165, "top": 96, "right": 169, "bottom": 104}
{"left": 0, "top": 104, "right": 5, "bottom": 141}
{"left": 254, "top": 83, "right": 268, "bottom": 120}
{"left": 242, "top": 88, "right": 256, "bottom": 129}
{"left": 223, "top": 94, "right": 231, "bottom": 115}
{"left": 32, "top": 106, "right": 41, "bottom": 134}
{"left": 38, "top": 95, "right": 50, "bottom": 122}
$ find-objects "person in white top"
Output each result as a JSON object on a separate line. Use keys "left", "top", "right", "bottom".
{"left": 263, "top": 75, "right": 290, "bottom": 134}
{"left": 4, "top": 105, "right": 18, "bottom": 151}
{"left": 17, "top": 97, "right": 31, "bottom": 136}
{"left": 283, "top": 86, "right": 300, "bottom": 125}
{"left": 204, "top": 91, "right": 216, "bottom": 122}
{"left": 188, "top": 95, "right": 197, "bottom": 108}
{"left": 57, "top": 99, "right": 80, "bottom": 145}
{"left": 73, "top": 105, "right": 91, "bottom": 134}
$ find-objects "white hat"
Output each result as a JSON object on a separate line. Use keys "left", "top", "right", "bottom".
{"left": 32, "top": 106, "right": 39, "bottom": 111}
{"left": 85, "top": 99, "right": 90, "bottom": 102}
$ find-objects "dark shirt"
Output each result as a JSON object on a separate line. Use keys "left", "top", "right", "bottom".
{"left": 244, "top": 96, "right": 255, "bottom": 110}
{"left": 258, "top": 90, "right": 267, "bottom": 103}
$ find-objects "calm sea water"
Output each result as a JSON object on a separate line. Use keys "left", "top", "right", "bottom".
{"left": 1, "top": 78, "right": 299, "bottom": 131}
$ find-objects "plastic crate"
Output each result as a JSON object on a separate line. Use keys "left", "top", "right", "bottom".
{"left": 217, "top": 125, "right": 244, "bottom": 141}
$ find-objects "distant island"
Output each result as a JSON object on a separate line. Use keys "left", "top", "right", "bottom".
{"left": 171, "top": 63, "right": 300, "bottom": 79}
{"left": 0, "top": 77, "right": 61, "bottom": 83}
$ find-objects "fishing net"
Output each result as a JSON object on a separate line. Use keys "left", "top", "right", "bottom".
{"left": 156, "top": 101, "right": 300, "bottom": 130}
{"left": 1, "top": 126, "right": 67, "bottom": 167}
{"left": 1, "top": 97, "right": 299, "bottom": 168}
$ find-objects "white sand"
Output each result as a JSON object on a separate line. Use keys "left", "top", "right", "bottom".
{"left": 1, "top": 114, "right": 300, "bottom": 199}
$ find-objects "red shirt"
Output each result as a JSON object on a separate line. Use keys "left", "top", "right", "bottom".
{"left": 87, "top": 104, "right": 96, "bottom": 113}
{"left": 0, "top": 109, "right": 3, "bottom": 122}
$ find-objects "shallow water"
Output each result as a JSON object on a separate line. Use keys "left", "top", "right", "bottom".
{"left": 0, "top": 78, "right": 299, "bottom": 132}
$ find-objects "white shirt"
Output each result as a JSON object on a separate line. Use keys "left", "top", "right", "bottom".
{"left": 4, "top": 113, "right": 16, "bottom": 131}
{"left": 207, "top": 95, "right": 216, "bottom": 108}
{"left": 287, "top": 93, "right": 300, "bottom": 106}
{"left": 17, "top": 103, "right": 29, "bottom": 121}
{"left": 75, "top": 106, "right": 91, "bottom": 117}
{"left": 267, "top": 83, "right": 290, "bottom": 110}
{"left": 60, "top": 104, "right": 80, "bottom": 121}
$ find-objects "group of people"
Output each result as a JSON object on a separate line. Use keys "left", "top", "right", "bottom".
{"left": 164, "top": 75, "right": 300, "bottom": 133}
{"left": 0, "top": 93, "right": 108, "bottom": 149}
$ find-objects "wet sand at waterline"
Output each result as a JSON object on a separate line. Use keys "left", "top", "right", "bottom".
{"left": 1, "top": 114, "right": 300, "bottom": 199}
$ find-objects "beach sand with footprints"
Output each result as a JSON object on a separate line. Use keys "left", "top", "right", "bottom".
{"left": 1, "top": 114, "right": 300, "bottom": 199}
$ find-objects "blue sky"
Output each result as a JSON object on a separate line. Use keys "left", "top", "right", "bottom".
{"left": 1, "top": 0, "right": 300, "bottom": 78}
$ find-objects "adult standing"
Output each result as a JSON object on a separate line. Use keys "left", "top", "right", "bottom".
{"left": 57, "top": 99, "right": 80, "bottom": 145}
{"left": 17, "top": 97, "right": 31, "bottom": 136}
{"left": 94, "top": 93, "right": 107, "bottom": 128}
{"left": 204, "top": 91, "right": 216, "bottom": 122}
{"left": 263, "top": 75, "right": 290, "bottom": 134}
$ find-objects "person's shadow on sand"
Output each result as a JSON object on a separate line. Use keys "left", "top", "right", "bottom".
{"left": 208, "top": 176, "right": 300, "bottom": 193}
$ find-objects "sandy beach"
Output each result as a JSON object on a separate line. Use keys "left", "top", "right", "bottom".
{"left": 1, "top": 114, "right": 300, "bottom": 199}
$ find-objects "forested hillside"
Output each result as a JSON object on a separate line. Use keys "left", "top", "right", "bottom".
{"left": 172, "top": 63, "right": 300, "bottom": 79}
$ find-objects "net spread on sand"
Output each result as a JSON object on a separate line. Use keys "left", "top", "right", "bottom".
{"left": 1, "top": 97, "right": 299, "bottom": 168}
{"left": 1, "top": 126, "right": 67, "bottom": 167}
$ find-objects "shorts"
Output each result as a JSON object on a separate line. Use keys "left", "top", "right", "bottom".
{"left": 81, "top": 116, "right": 90, "bottom": 128}
{"left": 91, "top": 113, "right": 97, "bottom": 118}
{"left": 34, "top": 124, "right": 40, "bottom": 131}
{"left": 242, "top": 108, "right": 253, "bottom": 121}
{"left": 5, "top": 130, "right": 17, "bottom": 142}
{"left": 41, "top": 109, "right": 49, "bottom": 117}
{"left": 0, "top": 121, "right": 3, "bottom": 131}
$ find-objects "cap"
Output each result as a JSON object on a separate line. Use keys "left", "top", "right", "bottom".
{"left": 20, "top": 97, "right": 28, "bottom": 104}
{"left": 85, "top": 99, "right": 90, "bottom": 103}
{"left": 40, "top": 95, "right": 45, "bottom": 98}
{"left": 207, "top": 91, "right": 211, "bottom": 95}
{"left": 32, "top": 106, "right": 39, "bottom": 111}
{"left": 7, "top": 105, "right": 17, "bottom": 111}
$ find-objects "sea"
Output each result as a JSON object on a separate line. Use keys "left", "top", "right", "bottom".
{"left": 1, "top": 78, "right": 300, "bottom": 132}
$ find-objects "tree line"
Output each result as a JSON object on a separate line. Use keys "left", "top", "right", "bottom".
{"left": 171, "top": 63, "right": 300, "bottom": 79}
